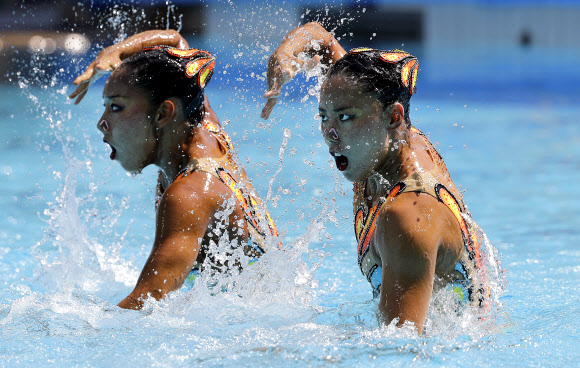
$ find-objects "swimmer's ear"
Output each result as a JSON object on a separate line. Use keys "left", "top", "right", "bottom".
{"left": 153, "top": 99, "right": 177, "bottom": 128}
{"left": 386, "top": 102, "right": 404, "bottom": 130}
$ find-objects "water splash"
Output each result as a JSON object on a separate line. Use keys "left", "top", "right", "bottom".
{"left": 13, "top": 42, "right": 141, "bottom": 299}
{"left": 265, "top": 128, "right": 291, "bottom": 210}
{"left": 34, "top": 156, "right": 138, "bottom": 294}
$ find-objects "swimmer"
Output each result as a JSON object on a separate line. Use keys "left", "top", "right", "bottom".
{"left": 262, "top": 23, "right": 499, "bottom": 334}
{"left": 69, "top": 30, "right": 279, "bottom": 309}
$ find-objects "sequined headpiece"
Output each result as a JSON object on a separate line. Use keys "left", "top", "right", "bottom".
{"left": 142, "top": 45, "right": 216, "bottom": 89}
{"left": 349, "top": 47, "right": 419, "bottom": 95}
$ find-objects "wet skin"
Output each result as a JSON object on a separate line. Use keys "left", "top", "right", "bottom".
{"left": 97, "top": 68, "right": 251, "bottom": 310}
{"left": 319, "top": 74, "right": 464, "bottom": 334}
{"left": 70, "top": 29, "right": 269, "bottom": 310}
{"left": 319, "top": 74, "right": 392, "bottom": 183}
{"left": 99, "top": 69, "right": 158, "bottom": 173}
{"left": 263, "top": 21, "right": 474, "bottom": 334}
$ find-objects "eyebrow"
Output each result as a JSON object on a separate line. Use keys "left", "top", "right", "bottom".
{"left": 318, "top": 106, "right": 353, "bottom": 113}
{"left": 103, "top": 95, "right": 124, "bottom": 100}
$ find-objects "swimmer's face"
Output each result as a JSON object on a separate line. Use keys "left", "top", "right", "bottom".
{"left": 319, "top": 74, "right": 390, "bottom": 182}
{"left": 99, "top": 69, "right": 158, "bottom": 173}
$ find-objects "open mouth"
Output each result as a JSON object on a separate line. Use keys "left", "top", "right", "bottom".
{"left": 104, "top": 139, "right": 117, "bottom": 160}
{"left": 331, "top": 152, "right": 348, "bottom": 171}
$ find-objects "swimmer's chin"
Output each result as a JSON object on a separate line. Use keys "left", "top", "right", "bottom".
{"left": 340, "top": 172, "right": 359, "bottom": 183}
{"left": 128, "top": 169, "right": 143, "bottom": 178}
{"left": 339, "top": 168, "right": 368, "bottom": 183}
{"left": 122, "top": 166, "right": 144, "bottom": 178}
{"left": 117, "top": 160, "right": 145, "bottom": 176}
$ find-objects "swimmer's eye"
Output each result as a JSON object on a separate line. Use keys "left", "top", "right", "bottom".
{"left": 319, "top": 114, "right": 328, "bottom": 122}
{"left": 339, "top": 114, "right": 353, "bottom": 121}
{"left": 103, "top": 103, "right": 123, "bottom": 113}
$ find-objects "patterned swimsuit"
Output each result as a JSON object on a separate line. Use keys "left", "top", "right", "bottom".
{"left": 354, "top": 126, "right": 492, "bottom": 308}
{"left": 155, "top": 121, "right": 279, "bottom": 286}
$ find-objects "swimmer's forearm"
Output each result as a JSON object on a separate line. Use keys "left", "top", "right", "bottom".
{"left": 116, "top": 30, "right": 189, "bottom": 60}
{"left": 276, "top": 22, "right": 345, "bottom": 64}
{"left": 69, "top": 30, "right": 189, "bottom": 104}
{"left": 261, "top": 22, "right": 344, "bottom": 118}
{"left": 117, "top": 283, "right": 169, "bottom": 310}
{"left": 118, "top": 294, "right": 144, "bottom": 310}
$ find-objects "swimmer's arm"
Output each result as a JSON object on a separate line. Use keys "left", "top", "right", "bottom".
{"left": 118, "top": 179, "right": 214, "bottom": 310}
{"left": 274, "top": 22, "right": 345, "bottom": 66}
{"left": 375, "top": 196, "right": 441, "bottom": 335}
{"left": 69, "top": 29, "right": 188, "bottom": 104}
{"left": 104, "top": 29, "right": 189, "bottom": 62}
{"left": 261, "top": 22, "right": 346, "bottom": 119}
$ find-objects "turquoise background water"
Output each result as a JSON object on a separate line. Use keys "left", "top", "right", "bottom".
{"left": 1, "top": 5, "right": 580, "bottom": 367}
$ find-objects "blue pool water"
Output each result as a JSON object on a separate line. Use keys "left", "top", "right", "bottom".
{"left": 1, "top": 18, "right": 580, "bottom": 368}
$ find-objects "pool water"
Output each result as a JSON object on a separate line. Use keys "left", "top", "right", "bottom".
{"left": 1, "top": 17, "right": 580, "bottom": 368}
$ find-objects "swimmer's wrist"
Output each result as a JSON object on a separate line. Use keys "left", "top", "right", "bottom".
{"left": 278, "top": 22, "right": 342, "bottom": 63}
{"left": 114, "top": 30, "right": 188, "bottom": 61}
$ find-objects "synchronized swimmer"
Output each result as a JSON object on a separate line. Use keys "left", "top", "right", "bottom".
{"left": 69, "top": 30, "right": 279, "bottom": 309}
{"left": 262, "top": 22, "right": 499, "bottom": 334}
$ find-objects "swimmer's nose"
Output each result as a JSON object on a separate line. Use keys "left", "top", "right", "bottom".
{"left": 322, "top": 127, "right": 340, "bottom": 143}
{"left": 98, "top": 119, "right": 109, "bottom": 132}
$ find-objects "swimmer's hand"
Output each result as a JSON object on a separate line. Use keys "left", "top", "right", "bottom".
{"left": 68, "top": 48, "right": 122, "bottom": 104}
{"left": 261, "top": 22, "right": 346, "bottom": 120}
{"left": 261, "top": 52, "right": 320, "bottom": 119}
{"left": 69, "top": 30, "right": 188, "bottom": 105}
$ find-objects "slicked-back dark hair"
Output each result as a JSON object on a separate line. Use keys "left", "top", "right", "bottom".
{"left": 327, "top": 49, "right": 418, "bottom": 125}
{"left": 118, "top": 47, "right": 213, "bottom": 125}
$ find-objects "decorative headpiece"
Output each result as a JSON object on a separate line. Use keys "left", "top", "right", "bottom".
{"left": 142, "top": 45, "right": 216, "bottom": 89}
{"left": 348, "top": 47, "right": 419, "bottom": 95}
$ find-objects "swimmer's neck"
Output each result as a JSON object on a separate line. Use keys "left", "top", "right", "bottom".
{"left": 155, "top": 111, "right": 223, "bottom": 185}
{"left": 365, "top": 142, "right": 416, "bottom": 198}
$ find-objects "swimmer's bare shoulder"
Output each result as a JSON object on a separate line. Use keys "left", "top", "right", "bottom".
{"left": 117, "top": 171, "right": 239, "bottom": 310}
{"left": 373, "top": 192, "right": 463, "bottom": 331}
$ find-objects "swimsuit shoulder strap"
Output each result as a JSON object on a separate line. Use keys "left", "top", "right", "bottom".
{"left": 198, "top": 157, "right": 280, "bottom": 254}
{"left": 202, "top": 120, "right": 235, "bottom": 154}
{"left": 155, "top": 121, "right": 235, "bottom": 210}
{"left": 410, "top": 125, "right": 466, "bottom": 209}
{"left": 398, "top": 171, "right": 438, "bottom": 198}
{"left": 154, "top": 158, "right": 200, "bottom": 210}
{"left": 194, "top": 156, "right": 231, "bottom": 179}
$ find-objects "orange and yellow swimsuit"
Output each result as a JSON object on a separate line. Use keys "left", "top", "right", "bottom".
{"left": 353, "top": 127, "right": 491, "bottom": 307}
{"left": 155, "top": 121, "right": 279, "bottom": 285}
